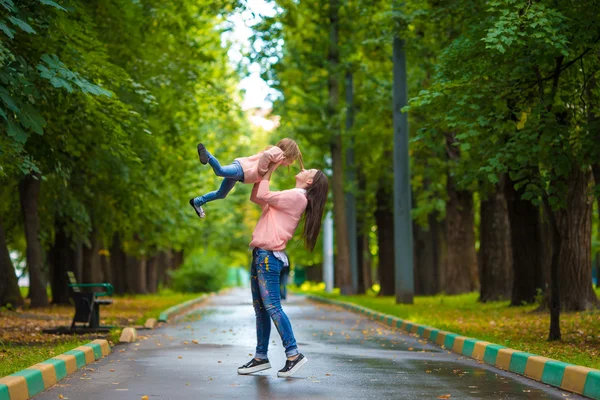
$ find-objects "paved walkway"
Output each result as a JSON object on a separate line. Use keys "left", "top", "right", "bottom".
{"left": 34, "top": 289, "right": 583, "bottom": 399}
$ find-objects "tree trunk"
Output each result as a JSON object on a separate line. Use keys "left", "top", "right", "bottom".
{"left": 19, "top": 174, "right": 48, "bottom": 307}
{"left": 48, "top": 222, "right": 71, "bottom": 304}
{"left": 82, "top": 229, "right": 103, "bottom": 285}
{"left": 0, "top": 217, "right": 24, "bottom": 308}
{"left": 146, "top": 255, "right": 158, "bottom": 293}
{"left": 505, "top": 177, "right": 545, "bottom": 305}
{"left": 444, "top": 174, "right": 478, "bottom": 294}
{"left": 360, "top": 233, "right": 372, "bottom": 292}
{"left": 355, "top": 171, "right": 367, "bottom": 294}
{"left": 110, "top": 234, "right": 127, "bottom": 295}
{"left": 413, "top": 213, "right": 444, "bottom": 295}
{"left": 328, "top": 0, "right": 353, "bottom": 294}
{"left": 552, "top": 165, "right": 597, "bottom": 310}
{"left": 479, "top": 180, "right": 513, "bottom": 302}
{"left": 542, "top": 195, "right": 562, "bottom": 340}
{"left": 375, "top": 182, "right": 395, "bottom": 296}
{"left": 131, "top": 257, "right": 148, "bottom": 294}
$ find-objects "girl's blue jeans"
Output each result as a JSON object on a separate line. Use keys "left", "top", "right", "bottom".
{"left": 194, "top": 154, "right": 244, "bottom": 207}
{"left": 251, "top": 248, "right": 299, "bottom": 359}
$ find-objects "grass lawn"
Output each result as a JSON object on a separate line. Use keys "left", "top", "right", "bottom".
{"left": 0, "top": 290, "right": 202, "bottom": 377}
{"left": 297, "top": 285, "right": 600, "bottom": 370}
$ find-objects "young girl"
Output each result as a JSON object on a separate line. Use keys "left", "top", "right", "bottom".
{"left": 237, "top": 161, "right": 329, "bottom": 378}
{"left": 190, "top": 138, "right": 303, "bottom": 218}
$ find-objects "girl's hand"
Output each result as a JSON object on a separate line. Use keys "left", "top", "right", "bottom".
{"left": 262, "top": 160, "right": 283, "bottom": 181}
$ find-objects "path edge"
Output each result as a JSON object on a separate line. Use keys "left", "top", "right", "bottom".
{"left": 0, "top": 339, "right": 111, "bottom": 400}
{"left": 305, "top": 294, "right": 600, "bottom": 400}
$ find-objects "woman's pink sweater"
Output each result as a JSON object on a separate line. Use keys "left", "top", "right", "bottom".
{"left": 249, "top": 181, "right": 307, "bottom": 251}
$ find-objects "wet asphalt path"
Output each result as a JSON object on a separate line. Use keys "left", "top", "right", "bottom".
{"left": 34, "top": 288, "right": 583, "bottom": 400}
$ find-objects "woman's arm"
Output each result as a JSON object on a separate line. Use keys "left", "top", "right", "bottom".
{"left": 255, "top": 161, "right": 287, "bottom": 206}
{"left": 257, "top": 147, "right": 284, "bottom": 176}
{"left": 250, "top": 183, "right": 266, "bottom": 206}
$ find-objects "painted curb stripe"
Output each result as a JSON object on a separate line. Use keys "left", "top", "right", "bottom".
{"left": 429, "top": 329, "right": 439, "bottom": 343}
{"left": 0, "top": 376, "right": 27, "bottom": 400}
{"left": 525, "top": 356, "right": 552, "bottom": 381}
{"left": 10, "top": 370, "right": 44, "bottom": 397}
{"left": 72, "top": 346, "right": 95, "bottom": 364}
{"left": 51, "top": 355, "right": 77, "bottom": 374}
{"left": 509, "top": 352, "right": 535, "bottom": 375}
{"left": 461, "top": 339, "right": 477, "bottom": 357}
{"left": 304, "top": 295, "right": 600, "bottom": 399}
{"left": 483, "top": 344, "right": 505, "bottom": 365}
{"left": 443, "top": 333, "right": 458, "bottom": 350}
{"left": 0, "top": 384, "right": 9, "bottom": 400}
{"left": 452, "top": 336, "right": 467, "bottom": 354}
{"left": 63, "top": 350, "right": 87, "bottom": 368}
{"left": 582, "top": 369, "right": 600, "bottom": 399}
{"left": 495, "top": 348, "right": 517, "bottom": 370}
{"left": 542, "top": 361, "right": 571, "bottom": 387}
{"left": 472, "top": 341, "right": 491, "bottom": 360}
{"left": 40, "top": 359, "right": 67, "bottom": 381}
{"left": 562, "top": 366, "right": 593, "bottom": 395}
{"left": 83, "top": 342, "right": 103, "bottom": 359}
{"left": 27, "top": 363, "right": 57, "bottom": 389}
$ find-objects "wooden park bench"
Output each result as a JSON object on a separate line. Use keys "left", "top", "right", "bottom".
{"left": 44, "top": 272, "right": 114, "bottom": 334}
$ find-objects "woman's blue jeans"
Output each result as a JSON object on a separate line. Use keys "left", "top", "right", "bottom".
{"left": 251, "top": 248, "right": 299, "bottom": 359}
{"left": 194, "top": 155, "right": 244, "bottom": 207}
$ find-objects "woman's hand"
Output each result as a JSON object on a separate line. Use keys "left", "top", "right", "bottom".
{"left": 262, "top": 160, "right": 282, "bottom": 181}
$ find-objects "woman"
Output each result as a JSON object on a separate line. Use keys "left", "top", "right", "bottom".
{"left": 237, "top": 162, "right": 328, "bottom": 378}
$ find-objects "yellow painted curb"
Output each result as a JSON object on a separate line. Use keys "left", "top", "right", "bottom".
{"left": 144, "top": 318, "right": 158, "bottom": 329}
{"left": 91, "top": 339, "right": 111, "bottom": 356}
{"left": 452, "top": 336, "right": 468, "bottom": 354}
{"left": 73, "top": 346, "right": 95, "bottom": 364}
{"left": 435, "top": 331, "right": 448, "bottom": 346}
{"left": 495, "top": 348, "right": 517, "bottom": 371}
{"left": 422, "top": 327, "right": 434, "bottom": 340}
{"left": 524, "top": 356, "right": 552, "bottom": 381}
{"left": 52, "top": 354, "right": 77, "bottom": 374}
{"left": 561, "top": 365, "right": 593, "bottom": 394}
{"left": 472, "top": 341, "right": 491, "bottom": 360}
{"left": 0, "top": 375, "right": 28, "bottom": 400}
{"left": 410, "top": 324, "right": 420, "bottom": 334}
{"left": 27, "top": 363, "right": 57, "bottom": 388}
{"left": 119, "top": 327, "right": 139, "bottom": 343}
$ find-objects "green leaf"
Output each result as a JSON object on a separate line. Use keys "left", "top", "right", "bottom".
{"left": 38, "top": 0, "right": 66, "bottom": 11}
{"left": 8, "top": 16, "right": 36, "bottom": 34}
{"left": 460, "top": 142, "right": 471, "bottom": 151}
{"left": 0, "top": 22, "right": 15, "bottom": 39}
{"left": 6, "top": 119, "right": 27, "bottom": 143}
{"left": 0, "top": 108, "right": 6, "bottom": 120}
{"left": 0, "top": 0, "right": 15, "bottom": 12}
{"left": 0, "top": 87, "right": 20, "bottom": 112}
{"left": 20, "top": 104, "right": 45, "bottom": 135}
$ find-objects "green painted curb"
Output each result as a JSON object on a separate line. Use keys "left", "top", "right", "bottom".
{"left": 542, "top": 361, "right": 571, "bottom": 387}
{"left": 40, "top": 358, "right": 67, "bottom": 380}
{"left": 583, "top": 370, "right": 600, "bottom": 399}
{"left": 304, "top": 294, "right": 600, "bottom": 399}
{"left": 0, "top": 384, "right": 9, "bottom": 400}
{"left": 0, "top": 340, "right": 110, "bottom": 400}
{"left": 63, "top": 349, "right": 87, "bottom": 368}
{"left": 158, "top": 294, "right": 209, "bottom": 322}
{"left": 85, "top": 342, "right": 103, "bottom": 359}
{"left": 11, "top": 370, "right": 44, "bottom": 397}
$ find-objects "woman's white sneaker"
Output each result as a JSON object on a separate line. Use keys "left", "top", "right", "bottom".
{"left": 277, "top": 354, "right": 308, "bottom": 378}
{"left": 237, "top": 358, "right": 271, "bottom": 375}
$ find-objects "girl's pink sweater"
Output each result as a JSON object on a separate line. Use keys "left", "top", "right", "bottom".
{"left": 236, "top": 147, "right": 284, "bottom": 184}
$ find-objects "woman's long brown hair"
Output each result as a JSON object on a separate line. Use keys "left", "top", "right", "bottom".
{"left": 302, "top": 170, "right": 329, "bottom": 252}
